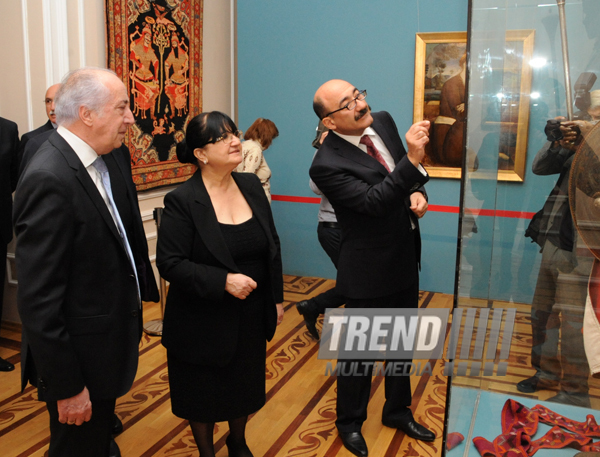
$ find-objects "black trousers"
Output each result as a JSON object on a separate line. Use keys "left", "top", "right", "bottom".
{"left": 312, "top": 223, "right": 345, "bottom": 314}
{"left": 530, "top": 241, "right": 591, "bottom": 393}
{"left": 0, "top": 242, "right": 6, "bottom": 331}
{"left": 335, "top": 283, "right": 418, "bottom": 433}
{"left": 47, "top": 398, "right": 116, "bottom": 457}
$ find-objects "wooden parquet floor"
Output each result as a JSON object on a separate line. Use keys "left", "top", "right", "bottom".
{"left": 5, "top": 276, "right": 599, "bottom": 456}
{"left": 0, "top": 276, "right": 449, "bottom": 456}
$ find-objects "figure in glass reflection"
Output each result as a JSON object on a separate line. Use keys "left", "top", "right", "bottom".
{"left": 433, "top": 53, "right": 466, "bottom": 167}
{"left": 520, "top": 92, "right": 600, "bottom": 407}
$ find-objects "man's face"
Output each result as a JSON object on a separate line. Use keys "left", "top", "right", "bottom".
{"left": 319, "top": 80, "right": 372, "bottom": 136}
{"left": 45, "top": 84, "right": 60, "bottom": 124}
{"left": 90, "top": 75, "right": 135, "bottom": 155}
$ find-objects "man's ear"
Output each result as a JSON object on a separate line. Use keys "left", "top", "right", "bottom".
{"left": 322, "top": 117, "right": 335, "bottom": 130}
{"left": 79, "top": 106, "right": 94, "bottom": 127}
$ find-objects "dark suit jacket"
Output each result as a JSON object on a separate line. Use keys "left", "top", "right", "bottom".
{"left": 309, "top": 111, "right": 429, "bottom": 300}
{"left": 0, "top": 117, "right": 19, "bottom": 245}
{"left": 156, "top": 171, "right": 283, "bottom": 366}
{"left": 14, "top": 131, "right": 159, "bottom": 401}
{"left": 17, "top": 120, "right": 54, "bottom": 172}
{"left": 18, "top": 128, "right": 54, "bottom": 177}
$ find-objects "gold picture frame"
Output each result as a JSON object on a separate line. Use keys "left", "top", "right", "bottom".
{"left": 413, "top": 30, "right": 535, "bottom": 181}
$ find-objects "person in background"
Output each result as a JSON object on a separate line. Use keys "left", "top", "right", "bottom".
{"left": 157, "top": 111, "right": 284, "bottom": 457}
{"left": 0, "top": 116, "right": 19, "bottom": 372}
{"left": 296, "top": 121, "right": 346, "bottom": 340}
{"left": 18, "top": 83, "right": 60, "bottom": 174}
{"left": 519, "top": 91, "right": 600, "bottom": 407}
{"left": 235, "top": 118, "right": 279, "bottom": 202}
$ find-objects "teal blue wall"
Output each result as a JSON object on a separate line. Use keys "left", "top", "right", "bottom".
{"left": 236, "top": 0, "right": 469, "bottom": 294}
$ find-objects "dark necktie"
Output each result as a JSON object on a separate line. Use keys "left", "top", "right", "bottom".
{"left": 360, "top": 135, "right": 391, "bottom": 172}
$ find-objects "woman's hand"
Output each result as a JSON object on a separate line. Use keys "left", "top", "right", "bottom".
{"left": 225, "top": 273, "right": 257, "bottom": 299}
{"left": 276, "top": 303, "right": 284, "bottom": 325}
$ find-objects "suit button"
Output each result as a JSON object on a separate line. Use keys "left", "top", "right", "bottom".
{"left": 129, "top": 274, "right": 135, "bottom": 281}
{"left": 131, "top": 310, "right": 138, "bottom": 317}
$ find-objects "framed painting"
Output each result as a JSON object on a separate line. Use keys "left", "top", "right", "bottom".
{"left": 106, "top": 0, "right": 203, "bottom": 191}
{"left": 413, "top": 30, "right": 535, "bottom": 181}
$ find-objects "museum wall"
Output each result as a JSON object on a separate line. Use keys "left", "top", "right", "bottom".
{"left": 0, "top": 0, "right": 234, "bottom": 324}
{"left": 237, "top": 0, "right": 600, "bottom": 302}
{"left": 237, "top": 0, "right": 469, "bottom": 295}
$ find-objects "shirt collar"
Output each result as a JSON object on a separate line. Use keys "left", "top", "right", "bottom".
{"left": 57, "top": 125, "right": 100, "bottom": 168}
{"left": 332, "top": 126, "right": 376, "bottom": 148}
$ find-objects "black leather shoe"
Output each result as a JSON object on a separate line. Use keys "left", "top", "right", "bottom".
{"left": 0, "top": 357, "right": 14, "bottom": 372}
{"left": 516, "top": 375, "right": 558, "bottom": 393}
{"left": 296, "top": 300, "right": 320, "bottom": 340}
{"left": 339, "top": 431, "right": 368, "bottom": 457}
{"left": 225, "top": 433, "right": 254, "bottom": 457}
{"left": 383, "top": 418, "right": 435, "bottom": 442}
{"left": 112, "top": 414, "right": 124, "bottom": 435}
{"left": 109, "top": 438, "right": 121, "bottom": 457}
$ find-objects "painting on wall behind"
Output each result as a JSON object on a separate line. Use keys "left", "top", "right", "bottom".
{"left": 106, "top": 0, "right": 202, "bottom": 191}
{"left": 413, "top": 31, "right": 534, "bottom": 181}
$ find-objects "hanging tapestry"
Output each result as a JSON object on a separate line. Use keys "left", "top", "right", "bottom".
{"left": 106, "top": 0, "right": 202, "bottom": 191}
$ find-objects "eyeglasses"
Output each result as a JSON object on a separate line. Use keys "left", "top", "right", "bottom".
{"left": 212, "top": 130, "right": 242, "bottom": 145}
{"left": 323, "top": 89, "right": 367, "bottom": 119}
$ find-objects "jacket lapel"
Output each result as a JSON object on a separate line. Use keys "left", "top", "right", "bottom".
{"left": 49, "top": 133, "right": 123, "bottom": 243}
{"left": 328, "top": 131, "right": 389, "bottom": 175}
{"left": 189, "top": 172, "right": 239, "bottom": 273}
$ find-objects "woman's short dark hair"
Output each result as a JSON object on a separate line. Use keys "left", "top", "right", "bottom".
{"left": 243, "top": 118, "right": 279, "bottom": 149}
{"left": 176, "top": 111, "right": 238, "bottom": 164}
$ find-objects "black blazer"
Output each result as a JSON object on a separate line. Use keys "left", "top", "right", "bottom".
{"left": 14, "top": 131, "right": 158, "bottom": 400}
{"left": 17, "top": 120, "right": 54, "bottom": 173}
{"left": 18, "top": 128, "right": 54, "bottom": 177}
{"left": 156, "top": 171, "right": 283, "bottom": 366}
{"left": 309, "top": 111, "right": 429, "bottom": 300}
{"left": 0, "top": 117, "right": 19, "bottom": 245}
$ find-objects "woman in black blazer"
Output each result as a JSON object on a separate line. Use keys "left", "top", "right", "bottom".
{"left": 156, "top": 112, "right": 284, "bottom": 457}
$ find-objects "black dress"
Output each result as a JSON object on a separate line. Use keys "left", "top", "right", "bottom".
{"left": 168, "top": 215, "right": 270, "bottom": 422}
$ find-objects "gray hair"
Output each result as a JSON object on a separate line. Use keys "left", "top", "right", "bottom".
{"left": 54, "top": 67, "right": 118, "bottom": 126}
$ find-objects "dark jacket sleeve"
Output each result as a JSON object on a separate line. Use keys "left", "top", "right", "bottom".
{"left": 156, "top": 188, "right": 230, "bottom": 302}
{"left": 14, "top": 168, "right": 86, "bottom": 400}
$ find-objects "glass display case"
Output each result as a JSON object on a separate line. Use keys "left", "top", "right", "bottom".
{"left": 446, "top": 0, "right": 600, "bottom": 455}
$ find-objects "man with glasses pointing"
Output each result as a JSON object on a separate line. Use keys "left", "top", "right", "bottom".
{"left": 309, "top": 79, "right": 433, "bottom": 457}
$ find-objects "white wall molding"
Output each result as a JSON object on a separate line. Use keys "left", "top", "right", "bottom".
{"left": 42, "top": 0, "right": 69, "bottom": 84}
{"left": 77, "top": 0, "right": 86, "bottom": 66}
{"left": 137, "top": 186, "right": 175, "bottom": 202}
{"left": 21, "top": 0, "right": 34, "bottom": 130}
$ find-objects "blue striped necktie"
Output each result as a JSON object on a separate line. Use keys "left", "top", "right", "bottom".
{"left": 92, "top": 156, "right": 140, "bottom": 301}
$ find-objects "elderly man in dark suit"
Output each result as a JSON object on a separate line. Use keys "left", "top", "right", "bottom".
{"left": 309, "top": 79, "right": 433, "bottom": 457}
{"left": 17, "top": 83, "right": 60, "bottom": 173}
{"left": 14, "top": 67, "right": 158, "bottom": 457}
{"left": 0, "top": 117, "right": 19, "bottom": 372}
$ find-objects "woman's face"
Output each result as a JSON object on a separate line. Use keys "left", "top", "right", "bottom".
{"left": 195, "top": 130, "right": 242, "bottom": 170}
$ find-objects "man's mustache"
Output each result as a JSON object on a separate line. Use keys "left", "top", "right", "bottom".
{"left": 355, "top": 107, "right": 369, "bottom": 121}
